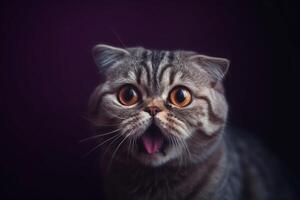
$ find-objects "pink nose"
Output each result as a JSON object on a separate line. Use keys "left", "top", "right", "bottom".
{"left": 144, "top": 106, "right": 161, "bottom": 116}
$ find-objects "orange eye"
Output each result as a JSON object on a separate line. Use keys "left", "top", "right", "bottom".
{"left": 118, "top": 85, "right": 140, "bottom": 106}
{"left": 169, "top": 86, "right": 192, "bottom": 108}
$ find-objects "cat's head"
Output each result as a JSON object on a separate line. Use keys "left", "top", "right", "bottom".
{"left": 88, "top": 44, "right": 229, "bottom": 167}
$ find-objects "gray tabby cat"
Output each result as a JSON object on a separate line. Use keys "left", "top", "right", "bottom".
{"left": 87, "top": 44, "right": 294, "bottom": 200}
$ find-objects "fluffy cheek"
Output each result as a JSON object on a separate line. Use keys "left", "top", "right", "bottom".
{"left": 154, "top": 111, "right": 189, "bottom": 139}
{"left": 101, "top": 94, "right": 130, "bottom": 118}
{"left": 120, "top": 112, "right": 152, "bottom": 137}
{"left": 200, "top": 102, "right": 219, "bottom": 135}
{"left": 185, "top": 99, "right": 226, "bottom": 136}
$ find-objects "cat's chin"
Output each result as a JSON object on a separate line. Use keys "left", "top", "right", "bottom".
{"left": 133, "top": 145, "right": 179, "bottom": 167}
{"left": 132, "top": 124, "right": 180, "bottom": 167}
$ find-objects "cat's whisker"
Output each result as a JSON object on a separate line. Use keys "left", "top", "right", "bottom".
{"left": 108, "top": 133, "right": 131, "bottom": 168}
{"left": 127, "top": 136, "right": 133, "bottom": 156}
{"left": 81, "top": 115, "right": 91, "bottom": 122}
{"left": 102, "top": 133, "right": 123, "bottom": 158}
{"left": 169, "top": 136, "right": 183, "bottom": 167}
{"left": 110, "top": 28, "right": 127, "bottom": 49}
{"left": 79, "top": 128, "right": 121, "bottom": 143}
{"left": 82, "top": 115, "right": 122, "bottom": 127}
{"left": 133, "top": 136, "right": 137, "bottom": 154}
{"left": 82, "top": 133, "right": 121, "bottom": 158}
{"left": 177, "top": 138, "right": 185, "bottom": 167}
{"left": 129, "top": 135, "right": 137, "bottom": 155}
{"left": 177, "top": 137, "right": 185, "bottom": 168}
{"left": 93, "top": 122, "right": 121, "bottom": 127}
{"left": 179, "top": 138, "right": 191, "bottom": 167}
{"left": 167, "top": 136, "right": 180, "bottom": 174}
{"left": 185, "top": 141, "right": 192, "bottom": 161}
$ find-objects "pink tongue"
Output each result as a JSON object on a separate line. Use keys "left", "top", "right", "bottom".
{"left": 141, "top": 135, "right": 163, "bottom": 154}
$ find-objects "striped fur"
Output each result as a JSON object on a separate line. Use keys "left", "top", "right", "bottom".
{"left": 87, "top": 45, "right": 295, "bottom": 200}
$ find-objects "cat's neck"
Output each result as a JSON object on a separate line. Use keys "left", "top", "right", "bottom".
{"left": 103, "top": 142, "right": 227, "bottom": 200}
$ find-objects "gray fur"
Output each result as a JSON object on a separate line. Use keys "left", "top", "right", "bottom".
{"left": 87, "top": 45, "right": 295, "bottom": 200}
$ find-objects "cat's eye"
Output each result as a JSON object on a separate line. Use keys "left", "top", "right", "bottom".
{"left": 118, "top": 85, "right": 140, "bottom": 106}
{"left": 169, "top": 86, "right": 192, "bottom": 108}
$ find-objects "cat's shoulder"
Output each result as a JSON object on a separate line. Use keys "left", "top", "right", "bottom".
{"left": 224, "top": 127, "right": 266, "bottom": 154}
{"left": 224, "top": 126, "right": 280, "bottom": 169}
{"left": 224, "top": 127, "right": 296, "bottom": 199}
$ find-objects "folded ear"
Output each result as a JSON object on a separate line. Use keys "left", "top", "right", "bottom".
{"left": 92, "top": 44, "right": 130, "bottom": 71}
{"left": 189, "top": 54, "right": 230, "bottom": 80}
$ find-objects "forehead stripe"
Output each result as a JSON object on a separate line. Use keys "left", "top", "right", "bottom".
{"left": 169, "top": 70, "right": 176, "bottom": 85}
{"left": 138, "top": 50, "right": 151, "bottom": 85}
{"left": 136, "top": 67, "right": 142, "bottom": 84}
{"left": 158, "top": 64, "right": 173, "bottom": 83}
{"left": 151, "top": 51, "right": 166, "bottom": 89}
{"left": 141, "top": 50, "right": 148, "bottom": 61}
{"left": 168, "top": 51, "right": 175, "bottom": 63}
{"left": 140, "top": 61, "right": 151, "bottom": 86}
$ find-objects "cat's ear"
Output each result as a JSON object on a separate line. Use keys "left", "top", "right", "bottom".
{"left": 189, "top": 54, "right": 230, "bottom": 80}
{"left": 92, "top": 44, "right": 130, "bottom": 70}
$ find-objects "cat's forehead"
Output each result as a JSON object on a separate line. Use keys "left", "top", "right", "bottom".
{"left": 104, "top": 47, "right": 210, "bottom": 96}
{"left": 106, "top": 48, "right": 180, "bottom": 79}
{"left": 94, "top": 45, "right": 229, "bottom": 85}
{"left": 126, "top": 47, "right": 180, "bottom": 64}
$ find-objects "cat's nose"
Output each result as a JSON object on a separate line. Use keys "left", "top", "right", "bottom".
{"left": 144, "top": 106, "right": 161, "bottom": 116}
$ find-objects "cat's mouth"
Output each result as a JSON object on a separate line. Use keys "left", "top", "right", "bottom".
{"left": 137, "top": 124, "right": 169, "bottom": 156}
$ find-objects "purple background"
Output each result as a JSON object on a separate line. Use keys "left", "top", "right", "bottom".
{"left": 1, "top": 0, "right": 299, "bottom": 199}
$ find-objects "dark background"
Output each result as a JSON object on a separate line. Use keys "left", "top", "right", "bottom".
{"left": 0, "top": 0, "right": 299, "bottom": 199}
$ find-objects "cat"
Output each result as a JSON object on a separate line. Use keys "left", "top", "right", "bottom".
{"left": 86, "top": 44, "right": 295, "bottom": 200}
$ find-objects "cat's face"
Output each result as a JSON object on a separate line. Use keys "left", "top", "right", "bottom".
{"left": 88, "top": 45, "right": 229, "bottom": 167}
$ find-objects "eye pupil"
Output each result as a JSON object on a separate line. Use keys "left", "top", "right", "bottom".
{"left": 176, "top": 89, "right": 185, "bottom": 102}
{"left": 118, "top": 85, "right": 140, "bottom": 106}
{"left": 124, "top": 88, "right": 134, "bottom": 101}
{"left": 169, "top": 86, "right": 192, "bottom": 108}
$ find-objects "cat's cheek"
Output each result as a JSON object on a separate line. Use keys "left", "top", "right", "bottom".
{"left": 120, "top": 112, "right": 152, "bottom": 136}
{"left": 189, "top": 100, "right": 225, "bottom": 136}
{"left": 194, "top": 113, "right": 224, "bottom": 136}
{"left": 195, "top": 111, "right": 222, "bottom": 136}
{"left": 154, "top": 112, "right": 189, "bottom": 139}
{"left": 199, "top": 121, "right": 222, "bottom": 136}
